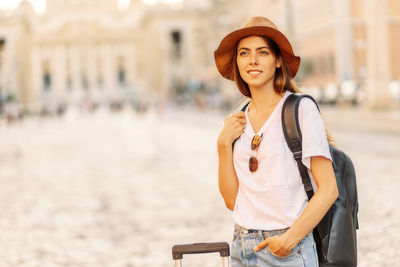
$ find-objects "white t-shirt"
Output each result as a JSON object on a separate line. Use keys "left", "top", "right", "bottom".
{"left": 232, "top": 91, "right": 332, "bottom": 230}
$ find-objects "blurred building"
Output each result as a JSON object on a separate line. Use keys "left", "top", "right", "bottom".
{"left": 0, "top": 0, "right": 221, "bottom": 112}
{"left": 293, "top": 0, "right": 400, "bottom": 107}
{"left": 0, "top": 0, "right": 398, "bottom": 112}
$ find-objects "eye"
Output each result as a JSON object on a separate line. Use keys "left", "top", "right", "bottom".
{"left": 239, "top": 50, "right": 249, "bottom": 56}
{"left": 259, "top": 50, "right": 269, "bottom": 55}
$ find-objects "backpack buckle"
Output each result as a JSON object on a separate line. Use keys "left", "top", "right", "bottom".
{"left": 293, "top": 151, "right": 302, "bottom": 160}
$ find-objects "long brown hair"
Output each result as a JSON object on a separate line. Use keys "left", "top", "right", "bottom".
{"left": 232, "top": 36, "right": 335, "bottom": 146}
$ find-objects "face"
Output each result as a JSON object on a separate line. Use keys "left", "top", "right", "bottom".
{"left": 236, "top": 36, "right": 281, "bottom": 90}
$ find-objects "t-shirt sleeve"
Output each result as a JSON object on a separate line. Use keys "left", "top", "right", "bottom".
{"left": 298, "top": 98, "right": 332, "bottom": 170}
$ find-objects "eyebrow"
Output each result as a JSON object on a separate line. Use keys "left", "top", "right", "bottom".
{"left": 238, "top": 46, "right": 270, "bottom": 52}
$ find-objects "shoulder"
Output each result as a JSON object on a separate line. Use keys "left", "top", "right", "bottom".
{"left": 298, "top": 96, "right": 320, "bottom": 116}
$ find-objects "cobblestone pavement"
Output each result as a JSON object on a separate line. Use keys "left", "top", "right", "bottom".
{"left": 0, "top": 106, "right": 399, "bottom": 266}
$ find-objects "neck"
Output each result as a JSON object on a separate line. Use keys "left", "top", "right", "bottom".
{"left": 248, "top": 83, "right": 284, "bottom": 114}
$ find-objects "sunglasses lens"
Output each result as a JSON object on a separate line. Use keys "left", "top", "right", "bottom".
{"left": 251, "top": 135, "right": 262, "bottom": 150}
{"left": 249, "top": 156, "right": 258, "bottom": 172}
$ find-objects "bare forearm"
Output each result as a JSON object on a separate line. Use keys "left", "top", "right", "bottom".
{"left": 216, "top": 111, "right": 246, "bottom": 210}
{"left": 253, "top": 180, "right": 338, "bottom": 255}
{"left": 285, "top": 181, "right": 338, "bottom": 246}
{"left": 282, "top": 156, "right": 339, "bottom": 248}
{"left": 218, "top": 142, "right": 239, "bottom": 210}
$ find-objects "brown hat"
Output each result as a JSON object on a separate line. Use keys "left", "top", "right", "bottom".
{"left": 214, "top": 16, "right": 300, "bottom": 80}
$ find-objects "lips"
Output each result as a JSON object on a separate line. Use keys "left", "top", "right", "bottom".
{"left": 247, "top": 69, "right": 262, "bottom": 78}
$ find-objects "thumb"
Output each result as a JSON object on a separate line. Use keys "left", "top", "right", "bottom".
{"left": 254, "top": 237, "right": 269, "bottom": 252}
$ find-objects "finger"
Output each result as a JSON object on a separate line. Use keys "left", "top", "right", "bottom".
{"left": 235, "top": 124, "right": 245, "bottom": 135}
{"left": 254, "top": 238, "right": 269, "bottom": 252}
{"left": 270, "top": 249, "right": 285, "bottom": 257}
{"left": 226, "top": 114, "right": 237, "bottom": 121}
{"left": 235, "top": 111, "right": 245, "bottom": 118}
{"left": 234, "top": 120, "right": 246, "bottom": 129}
{"left": 239, "top": 118, "right": 247, "bottom": 125}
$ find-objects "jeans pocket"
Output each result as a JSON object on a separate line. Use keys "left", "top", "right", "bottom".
{"left": 266, "top": 246, "right": 296, "bottom": 259}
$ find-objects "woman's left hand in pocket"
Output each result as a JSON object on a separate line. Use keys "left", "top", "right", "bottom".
{"left": 253, "top": 234, "right": 294, "bottom": 257}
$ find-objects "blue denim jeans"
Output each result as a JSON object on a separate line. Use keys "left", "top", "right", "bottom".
{"left": 231, "top": 224, "right": 319, "bottom": 267}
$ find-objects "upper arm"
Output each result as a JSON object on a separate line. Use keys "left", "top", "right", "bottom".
{"left": 298, "top": 98, "right": 332, "bottom": 170}
{"left": 298, "top": 98, "right": 337, "bottom": 194}
{"left": 310, "top": 156, "right": 336, "bottom": 189}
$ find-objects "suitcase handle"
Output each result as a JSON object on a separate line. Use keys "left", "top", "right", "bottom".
{"left": 172, "top": 242, "right": 230, "bottom": 260}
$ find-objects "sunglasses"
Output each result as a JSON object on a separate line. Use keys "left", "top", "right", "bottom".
{"left": 249, "top": 133, "right": 263, "bottom": 172}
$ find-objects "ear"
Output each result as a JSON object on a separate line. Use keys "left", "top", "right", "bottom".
{"left": 276, "top": 58, "right": 281, "bottom": 69}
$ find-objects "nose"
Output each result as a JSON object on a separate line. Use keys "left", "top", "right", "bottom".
{"left": 249, "top": 53, "right": 259, "bottom": 65}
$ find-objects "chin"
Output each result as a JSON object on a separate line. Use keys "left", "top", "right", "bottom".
{"left": 246, "top": 80, "right": 267, "bottom": 89}
{"left": 245, "top": 75, "right": 274, "bottom": 89}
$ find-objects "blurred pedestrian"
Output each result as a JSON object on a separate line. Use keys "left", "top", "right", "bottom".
{"left": 215, "top": 16, "right": 338, "bottom": 267}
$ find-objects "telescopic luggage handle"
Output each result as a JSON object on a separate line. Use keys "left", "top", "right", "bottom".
{"left": 172, "top": 242, "right": 230, "bottom": 267}
{"left": 172, "top": 242, "right": 230, "bottom": 259}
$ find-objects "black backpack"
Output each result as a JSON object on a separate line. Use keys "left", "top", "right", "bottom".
{"left": 281, "top": 93, "right": 359, "bottom": 267}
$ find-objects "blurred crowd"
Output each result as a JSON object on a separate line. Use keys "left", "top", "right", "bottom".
{"left": 1, "top": 79, "right": 400, "bottom": 126}
{"left": 0, "top": 90, "right": 164, "bottom": 125}
{"left": 301, "top": 79, "right": 400, "bottom": 107}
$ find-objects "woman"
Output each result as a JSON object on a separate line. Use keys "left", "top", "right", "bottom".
{"left": 215, "top": 17, "right": 339, "bottom": 266}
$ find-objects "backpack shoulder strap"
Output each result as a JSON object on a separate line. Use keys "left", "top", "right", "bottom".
{"left": 231, "top": 100, "right": 251, "bottom": 150}
{"left": 281, "top": 93, "right": 320, "bottom": 200}
{"left": 240, "top": 100, "right": 251, "bottom": 112}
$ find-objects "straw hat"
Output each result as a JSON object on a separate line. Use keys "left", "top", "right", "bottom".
{"left": 214, "top": 16, "right": 301, "bottom": 80}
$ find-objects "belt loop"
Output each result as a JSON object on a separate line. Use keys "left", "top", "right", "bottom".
{"left": 239, "top": 230, "right": 245, "bottom": 239}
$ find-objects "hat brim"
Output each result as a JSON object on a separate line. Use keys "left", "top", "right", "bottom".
{"left": 214, "top": 26, "right": 301, "bottom": 81}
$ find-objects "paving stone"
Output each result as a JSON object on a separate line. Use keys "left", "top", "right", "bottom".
{"left": 0, "top": 106, "right": 398, "bottom": 266}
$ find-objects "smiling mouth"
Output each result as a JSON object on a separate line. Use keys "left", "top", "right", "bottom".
{"left": 247, "top": 70, "right": 263, "bottom": 77}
